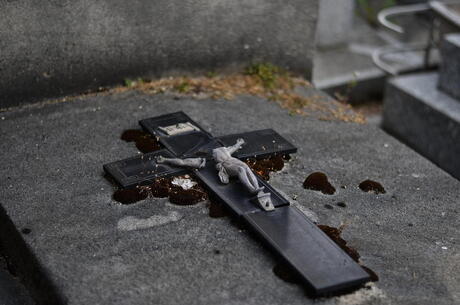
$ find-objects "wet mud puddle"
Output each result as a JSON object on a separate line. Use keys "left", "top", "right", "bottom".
{"left": 359, "top": 180, "right": 386, "bottom": 194}
{"left": 303, "top": 172, "right": 386, "bottom": 196}
{"left": 113, "top": 176, "right": 208, "bottom": 206}
{"left": 303, "top": 172, "right": 336, "bottom": 195}
{"left": 121, "top": 129, "right": 162, "bottom": 153}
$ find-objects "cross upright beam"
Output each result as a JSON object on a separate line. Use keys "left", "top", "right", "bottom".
{"left": 103, "top": 111, "right": 370, "bottom": 296}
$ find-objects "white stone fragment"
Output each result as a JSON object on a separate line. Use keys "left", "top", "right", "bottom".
{"left": 171, "top": 177, "right": 197, "bottom": 190}
{"left": 117, "top": 211, "right": 182, "bottom": 231}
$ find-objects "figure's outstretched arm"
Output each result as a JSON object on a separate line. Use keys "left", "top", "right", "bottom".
{"left": 156, "top": 156, "right": 206, "bottom": 169}
{"left": 226, "top": 138, "right": 245, "bottom": 155}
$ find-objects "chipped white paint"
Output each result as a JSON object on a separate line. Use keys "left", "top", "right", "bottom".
{"left": 171, "top": 177, "right": 197, "bottom": 190}
{"left": 117, "top": 211, "right": 182, "bottom": 231}
{"left": 335, "top": 283, "right": 386, "bottom": 305}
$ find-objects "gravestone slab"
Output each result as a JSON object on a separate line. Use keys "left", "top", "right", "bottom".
{"left": 383, "top": 72, "right": 460, "bottom": 180}
{"left": 114, "top": 112, "right": 370, "bottom": 293}
{"left": 438, "top": 33, "right": 460, "bottom": 100}
{"left": 315, "top": 0, "right": 354, "bottom": 47}
{"left": 0, "top": 91, "right": 459, "bottom": 305}
{"left": 0, "top": 0, "right": 319, "bottom": 108}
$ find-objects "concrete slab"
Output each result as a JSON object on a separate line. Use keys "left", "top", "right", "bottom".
{"left": 383, "top": 72, "right": 460, "bottom": 181}
{"left": 439, "top": 33, "right": 460, "bottom": 100}
{"left": 0, "top": 90, "right": 459, "bottom": 305}
{"left": 0, "top": 0, "right": 318, "bottom": 108}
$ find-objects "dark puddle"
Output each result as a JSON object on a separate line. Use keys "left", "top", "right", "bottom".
{"left": 21, "top": 228, "right": 31, "bottom": 235}
{"left": 169, "top": 186, "right": 207, "bottom": 206}
{"left": 317, "top": 225, "right": 360, "bottom": 262}
{"left": 113, "top": 187, "right": 148, "bottom": 204}
{"left": 273, "top": 224, "right": 378, "bottom": 295}
{"left": 303, "top": 172, "right": 336, "bottom": 195}
{"left": 359, "top": 180, "right": 386, "bottom": 194}
{"left": 208, "top": 199, "right": 230, "bottom": 218}
{"left": 245, "top": 155, "right": 287, "bottom": 180}
{"left": 112, "top": 176, "right": 208, "bottom": 206}
{"left": 121, "top": 129, "right": 162, "bottom": 153}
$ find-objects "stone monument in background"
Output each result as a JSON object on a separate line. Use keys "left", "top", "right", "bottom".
{"left": 0, "top": 0, "right": 319, "bottom": 108}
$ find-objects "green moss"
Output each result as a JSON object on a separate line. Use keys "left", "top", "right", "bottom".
{"left": 124, "top": 78, "right": 144, "bottom": 88}
{"left": 174, "top": 80, "right": 191, "bottom": 93}
{"left": 357, "top": 0, "right": 396, "bottom": 26}
{"left": 245, "top": 63, "right": 284, "bottom": 89}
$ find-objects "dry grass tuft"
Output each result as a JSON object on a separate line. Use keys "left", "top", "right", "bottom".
{"left": 2, "top": 63, "right": 365, "bottom": 124}
{"left": 117, "top": 63, "right": 365, "bottom": 123}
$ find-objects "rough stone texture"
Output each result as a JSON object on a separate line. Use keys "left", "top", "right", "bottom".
{"left": 315, "top": 0, "right": 354, "bottom": 47}
{"left": 383, "top": 72, "right": 460, "bottom": 181}
{"left": 0, "top": 90, "right": 459, "bottom": 305}
{"left": 439, "top": 33, "right": 460, "bottom": 100}
{"left": 0, "top": 0, "right": 318, "bottom": 108}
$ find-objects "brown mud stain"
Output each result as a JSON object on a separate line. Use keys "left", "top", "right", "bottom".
{"left": 303, "top": 172, "right": 336, "bottom": 195}
{"left": 121, "top": 129, "right": 162, "bottom": 153}
{"left": 359, "top": 180, "right": 386, "bottom": 194}
{"left": 113, "top": 187, "right": 148, "bottom": 204}
{"left": 169, "top": 186, "right": 208, "bottom": 206}
{"left": 208, "top": 199, "right": 230, "bottom": 218}
{"left": 318, "top": 225, "right": 360, "bottom": 262}
{"left": 112, "top": 176, "right": 208, "bottom": 206}
{"left": 361, "top": 265, "right": 379, "bottom": 282}
{"left": 319, "top": 225, "right": 378, "bottom": 282}
{"left": 150, "top": 178, "right": 172, "bottom": 198}
{"left": 245, "top": 155, "right": 286, "bottom": 180}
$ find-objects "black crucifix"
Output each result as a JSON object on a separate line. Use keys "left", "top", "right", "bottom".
{"left": 103, "top": 111, "right": 370, "bottom": 296}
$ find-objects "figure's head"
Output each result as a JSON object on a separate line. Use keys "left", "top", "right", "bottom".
{"left": 212, "top": 147, "right": 227, "bottom": 163}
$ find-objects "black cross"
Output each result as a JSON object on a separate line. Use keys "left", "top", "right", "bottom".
{"left": 103, "top": 111, "right": 370, "bottom": 296}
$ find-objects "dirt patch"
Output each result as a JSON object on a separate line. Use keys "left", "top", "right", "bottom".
{"left": 169, "top": 187, "right": 207, "bottom": 206}
{"left": 121, "top": 129, "right": 162, "bottom": 153}
{"left": 359, "top": 180, "right": 386, "bottom": 194}
{"left": 245, "top": 155, "right": 286, "bottom": 180}
{"left": 150, "top": 178, "right": 171, "bottom": 198}
{"left": 303, "top": 172, "right": 336, "bottom": 195}
{"left": 116, "top": 64, "right": 366, "bottom": 124}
